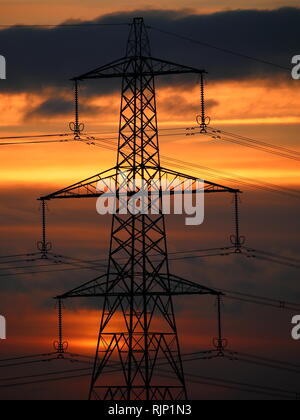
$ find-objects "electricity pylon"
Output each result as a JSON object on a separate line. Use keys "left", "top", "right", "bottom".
{"left": 40, "top": 17, "right": 239, "bottom": 400}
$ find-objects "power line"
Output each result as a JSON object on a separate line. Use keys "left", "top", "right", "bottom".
{"left": 0, "top": 261, "right": 72, "bottom": 271}
{"left": 88, "top": 135, "right": 300, "bottom": 199}
{"left": 1, "top": 370, "right": 295, "bottom": 399}
{"left": 232, "top": 351, "right": 300, "bottom": 371}
{"left": 0, "top": 139, "right": 74, "bottom": 147}
{"left": 215, "top": 287, "right": 300, "bottom": 312}
{"left": 0, "top": 22, "right": 130, "bottom": 29}
{"left": 0, "top": 19, "right": 290, "bottom": 73}
{"left": 0, "top": 350, "right": 203, "bottom": 371}
{"left": 0, "top": 351, "right": 94, "bottom": 367}
{"left": 0, "top": 357, "right": 58, "bottom": 369}
{"left": 1, "top": 356, "right": 298, "bottom": 400}
{"left": 0, "top": 253, "right": 39, "bottom": 260}
{"left": 3, "top": 125, "right": 297, "bottom": 161}
{"left": 210, "top": 128, "right": 300, "bottom": 157}
{"left": 245, "top": 247, "right": 300, "bottom": 264}
{"left": 0, "top": 258, "right": 42, "bottom": 266}
{"left": 85, "top": 121, "right": 300, "bottom": 165}
{"left": 0, "top": 367, "right": 91, "bottom": 383}
{"left": 148, "top": 26, "right": 291, "bottom": 72}
{"left": 228, "top": 354, "right": 300, "bottom": 376}
{"left": 250, "top": 255, "right": 300, "bottom": 270}
{"left": 160, "top": 371, "right": 297, "bottom": 400}
{"left": 2, "top": 348, "right": 300, "bottom": 375}
{"left": 0, "top": 352, "right": 56, "bottom": 364}
{"left": 1, "top": 261, "right": 299, "bottom": 315}
{"left": 1, "top": 245, "right": 299, "bottom": 278}
{"left": 168, "top": 251, "right": 235, "bottom": 261}
{"left": 1, "top": 16, "right": 298, "bottom": 400}
{"left": 1, "top": 127, "right": 299, "bottom": 199}
{"left": 214, "top": 133, "right": 300, "bottom": 163}
{"left": 51, "top": 250, "right": 300, "bottom": 310}
{"left": 159, "top": 156, "right": 300, "bottom": 199}
{"left": 2, "top": 259, "right": 299, "bottom": 312}
{"left": 0, "top": 265, "right": 98, "bottom": 277}
{"left": 0, "top": 133, "right": 72, "bottom": 140}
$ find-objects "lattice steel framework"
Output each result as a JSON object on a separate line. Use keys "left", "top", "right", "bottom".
{"left": 41, "top": 17, "right": 240, "bottom": 401}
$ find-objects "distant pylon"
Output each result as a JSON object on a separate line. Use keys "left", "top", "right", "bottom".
{"left": 41, "top": 17, "right": 239, "bottom": 401}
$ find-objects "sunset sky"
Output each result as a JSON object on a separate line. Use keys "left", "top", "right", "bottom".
{"left": 0, "top": 1, "right": 299, "bottom": 400}
{"left": 0, "top": 0, "right": 300, "bottom": 24}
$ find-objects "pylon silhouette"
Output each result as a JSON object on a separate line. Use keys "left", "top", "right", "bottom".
{"left": 41, "top": 17, "right": 239, "bottom": 400}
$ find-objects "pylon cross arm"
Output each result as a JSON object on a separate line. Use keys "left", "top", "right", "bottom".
{"left": 39, "top": 166, "right": 118, "bottom": 200}
{"left": 39, "top": 165, "right": 239, "bottom": 201}
{"left": 72, "top": 56, "right": 206, "bottom": 81}
{"left": 160, "top": 167, "right": 240, "bottom": 194}
{"left": 56, "top": 272, "right": 222, "bottom": 299}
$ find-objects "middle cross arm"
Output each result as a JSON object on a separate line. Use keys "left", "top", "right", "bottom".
{"left": 72, "top": 56, "right": 206, "bottom": 81}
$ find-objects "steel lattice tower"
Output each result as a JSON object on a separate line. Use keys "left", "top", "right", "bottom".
{"left": 41, "top": 17, "right": 239, "bottom": 400}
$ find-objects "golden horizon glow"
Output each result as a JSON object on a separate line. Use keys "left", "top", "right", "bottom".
{"left": 0, "top": 78, "right": 300, "bottom": 187}
{"left": 0, "top": 1, "right": 299, "bottom": 26}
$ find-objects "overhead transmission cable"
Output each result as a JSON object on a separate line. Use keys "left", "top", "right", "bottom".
{"left": 1, "top": 353, "right": 299, "bottom": 399}
{"left": 1, "top": 126, "right": 299, "bottom": 198}
{"left": 0, "top": 265, "right": 299, "bottom": 314}
{"left": 0, "top": 22, "right": 130, "bottom": 29}
{"left": 0, "top": 139, "right": 75, "bottom": 147}
{"left": 147, "top": 26, "right": 291, "bottom": 72}
{"left": 209, "top": 127, "right": 300, "bottom": 157}
{"left": 208, "top": 129, "right": 300, "bottom": 163}
{"left": 85, "top": 135, "right": 300, "bottom": 199}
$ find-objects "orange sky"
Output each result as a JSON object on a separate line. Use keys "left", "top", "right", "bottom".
{"left": 0, "top": 4, "right": 299, "bottom": 400}
{"left": 0, "top": 0, "right": 299, "bottom": 25}
{"left": 0, "top": 5, "right": 299, "bottom": 189}
{"left": 0, "top": 78, "right": 299, "bottom": 188}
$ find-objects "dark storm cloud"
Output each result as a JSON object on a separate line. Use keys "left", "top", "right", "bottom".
{"left": 160, "top": 96, "right": 218, "bottom": 116}
{"left": 0, "top": 7, "right": 298, "bottom": 95}
{"left": 25, "top": 97, "right": 74, "bottom": 119}
{"left": 24, "top": 97, "right": 108, "bottom": 120}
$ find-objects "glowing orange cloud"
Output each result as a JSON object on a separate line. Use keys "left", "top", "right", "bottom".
{"left": 0, "top": 79, "right": 299, "bottom": 189}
